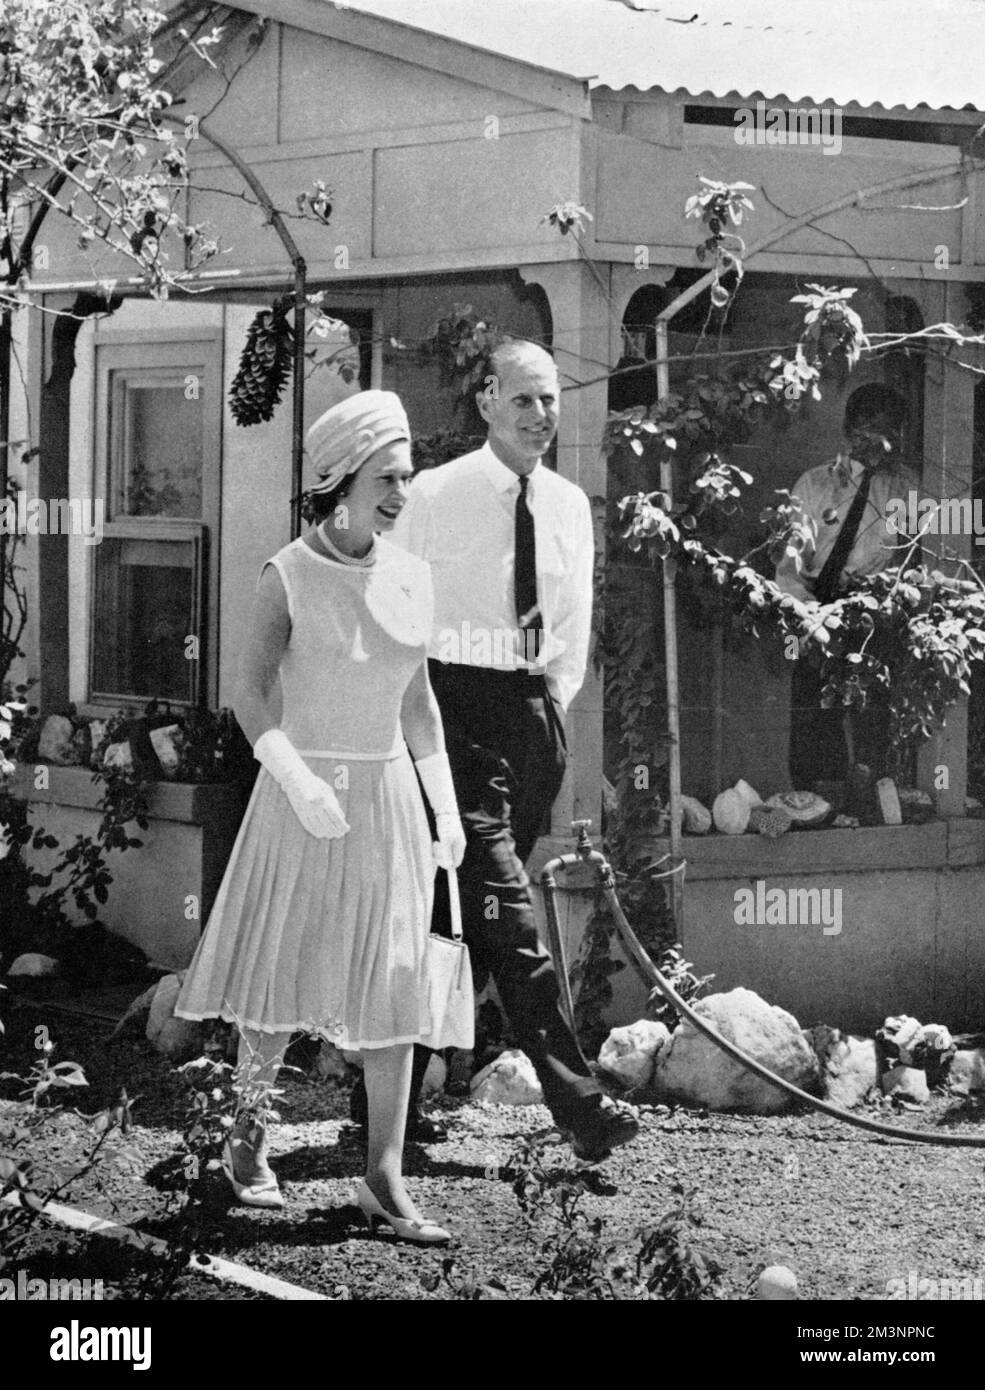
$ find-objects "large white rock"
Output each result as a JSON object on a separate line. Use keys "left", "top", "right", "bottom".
{"left": 915, "top": 1023, "right": 953, "bottom": 1057}
{"left": 881, "top": 1064, "right": 930, "bottom": 1104}
{"left": 7, "top": 952, "right": 59, "bottom": 978}
{"left": 809, "top": 1026, "right": 878, "bottom": 1109}
{"left": 712, "top": 789, "right": 749, "bottom": 835}
{"left": 38, "top": 715, "right": 76, "bottom": 766}
{"left": 598, "top": 1020, "right": 671, "bottom": 1089}
{"left": 878, "top": 1014, "right": 923, "bottom": 1065}
{"left": 732, "top": 779, "right": 762, "bottom": 809}
{"left": 653, "top": 987, "right": 819, "bottom": 1114}
{"left": 470, "top": 1048, "right": 543, "bottom": 1105}
{"left": 757, "top": 1266, "right": 798, "bottom": 1300}
{"left": 948, "top": 1048, "right": 985, "bottom": 1095}
{"left": 145, "top": 971, "right": 203, "bottom": 1062}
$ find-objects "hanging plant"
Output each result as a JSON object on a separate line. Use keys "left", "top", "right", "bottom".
{"left": 228, "top": 295, "right": 295, "bottom": 426}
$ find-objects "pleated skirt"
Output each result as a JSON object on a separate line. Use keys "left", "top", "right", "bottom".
{"left": 174, "top": 748, "right": 434, "bottom": 1049}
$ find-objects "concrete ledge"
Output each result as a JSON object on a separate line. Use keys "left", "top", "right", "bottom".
{"left": 527, "top": 821, "right": 985, "bottom": 1031}
{"left": 640, "top": 824, "right": 949, "bottom": 879}
{"left": 945, "top": 817, "right": 985, "bottom": 866}
{"left": 10, "top": 764, "right": 251, "bottom": 827}
{"left": 530, "top": 820, "right": 985, "bottom": 882}
{"left": 10, "top": 766, "right": 252, "bottom": 969}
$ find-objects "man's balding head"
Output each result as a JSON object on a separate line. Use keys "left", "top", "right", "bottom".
{"left": 486, "top": 338, "right": 557, "bottom": 382}
{"left": 477, "top": 339, "right": 560, "bottom": 475}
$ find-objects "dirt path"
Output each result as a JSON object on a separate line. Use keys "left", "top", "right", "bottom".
{"left": 4, "top": 997, "right": 984, "bottom": 1301}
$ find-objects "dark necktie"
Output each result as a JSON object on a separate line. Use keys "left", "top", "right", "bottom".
{"left": 514, "top": 473, "right": 542, "bottom": 658}
{"left": 813, "top": 467, "right": 871, "bottom": 604}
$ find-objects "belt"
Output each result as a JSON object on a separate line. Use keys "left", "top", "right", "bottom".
{"left": 428, "top": 660, "right": 547, "bottom": 684}
{"left": 429, "top": 663, "right": 567, "bottom": 751}
{"left": 295, "top": 745, "right": 405, "bottom": 760}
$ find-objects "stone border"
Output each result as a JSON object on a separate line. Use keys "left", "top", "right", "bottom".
{"left": 1, "top": 1192, "right": 331, "bottom": 1301}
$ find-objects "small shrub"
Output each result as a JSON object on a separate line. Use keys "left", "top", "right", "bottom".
{"left": 0, "top": 1005, "right": 123, "bottom": 1273}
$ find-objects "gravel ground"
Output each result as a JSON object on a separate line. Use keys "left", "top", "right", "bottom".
{"left": 4, "top": 996, "right": 985, "bottom": 1302}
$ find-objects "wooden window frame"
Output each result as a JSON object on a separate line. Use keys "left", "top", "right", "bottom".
{"left": 85, "top": 330, "right": 222, "bottom": 714}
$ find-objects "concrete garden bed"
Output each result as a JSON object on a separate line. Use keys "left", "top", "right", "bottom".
{"left": 10, "top": 765, "right": 251, "bottom": 970}
{"left": 529, "top": 821, "right": 985, "bottom": 1033}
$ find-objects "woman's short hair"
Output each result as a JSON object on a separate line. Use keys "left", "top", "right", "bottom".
{"left": 300, "top": 473, "right": 357, "bottom": 525}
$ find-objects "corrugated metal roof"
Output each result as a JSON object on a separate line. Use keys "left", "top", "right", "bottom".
{"left": 337, "top": 0, "right": 985, "bottom": 112}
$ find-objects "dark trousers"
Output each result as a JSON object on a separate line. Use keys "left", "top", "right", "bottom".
{"left": 425, "top": 661, "right": 601, "bottom": 1128}
{"left": 789, "top": 656, "right": 891, "bottom": 787}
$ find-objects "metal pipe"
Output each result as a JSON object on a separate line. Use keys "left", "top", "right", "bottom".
{"left": 0, "top": 306, "right": 11, "bottom": 613}
{"left": 20, "top": 265, "right": 302, "bottom": 295}
{"left": 174, "top": 118, "right": 309, "bottom": 537}
{"left": 290, "top": 258, "right": 307, "bottom": 540}
{"left": 541, "top": 864, "right": 578, "bottom": 1036}
{"left": 710, "top": 619, "right": 724, "bottom": 795}
{"left": 654, "top": 319, "right": 684, "bottom": 932}
{"left": 541, "top": 824, "right": 985, "bottom": 1149}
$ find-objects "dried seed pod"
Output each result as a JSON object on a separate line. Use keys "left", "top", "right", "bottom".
{"left": 229, "top": 296, "right": 294, "bottom": 426}
{"left": 748, "top": 803, "right": 792, "bottom": 838}
{"left": 765, "top": 790, "right": 831, "bottom": 827}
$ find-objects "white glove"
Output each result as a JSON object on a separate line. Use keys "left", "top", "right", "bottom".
{"left": 254, "top": 729, "right": 349, "bottom": 840}
{"left": 415, "top": 752, "right": 466, "bottom": 869}
{"left": 433, "top": 812, "right": 467, "bottom": 869}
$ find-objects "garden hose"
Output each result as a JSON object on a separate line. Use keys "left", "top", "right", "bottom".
{"left": 540, "top": 824, "right": 985, "bottom": 1149}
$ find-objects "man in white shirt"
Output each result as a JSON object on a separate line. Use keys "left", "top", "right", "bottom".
{"left": 775, "top": 384, "right": 916, "bottom": 787}
{"left": 388, "top": 339, "right": 638, "bottom": 1162}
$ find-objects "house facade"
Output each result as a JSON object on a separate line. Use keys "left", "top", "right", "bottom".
{"left": 10, "top": 0, "right": 985, "bottom": 1025}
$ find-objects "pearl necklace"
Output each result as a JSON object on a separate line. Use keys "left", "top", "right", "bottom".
{"left": 317, "top": 521, "right": 376, "bottom": 567}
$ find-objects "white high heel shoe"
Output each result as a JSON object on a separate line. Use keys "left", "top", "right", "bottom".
{"left": 356, "top": 1179, "right": 450, "bottom": 1244}
{"left": 222, "top": 1120, "right": 284, "bottom": 1210}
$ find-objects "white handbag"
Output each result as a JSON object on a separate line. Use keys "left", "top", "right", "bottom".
{"left": 421, "top": 866, "right": 474, "bottom": 1051}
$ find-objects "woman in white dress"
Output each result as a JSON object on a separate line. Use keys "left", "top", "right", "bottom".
{"left": 175, "top": 391, "right": 466, "bottom": 1242}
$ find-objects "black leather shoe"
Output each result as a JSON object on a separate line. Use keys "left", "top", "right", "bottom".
{"left": 568, "top": 1100, "right": 640, "bottom": 1163}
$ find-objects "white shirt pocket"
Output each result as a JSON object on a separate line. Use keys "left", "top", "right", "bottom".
{"left": 536, "top": 527, "right": 567, "bottom": 579}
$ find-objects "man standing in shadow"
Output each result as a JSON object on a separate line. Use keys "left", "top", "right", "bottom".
{"left": 775, "top": 383, "right": 917, "bottom": 791}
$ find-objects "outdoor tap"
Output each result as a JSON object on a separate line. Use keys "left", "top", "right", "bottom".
{"left": 571, "top": 819, "right": 593, "bottom": 858}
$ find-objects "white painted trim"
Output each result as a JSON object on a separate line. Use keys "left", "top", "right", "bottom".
{"left": 592, "top": 242, "right": 985, "bottom": 280}
{"left": 92, "top": 327, "right": 224, "bottom": 345}
{"left": 1, "top": 1193, "right": 332, "bottom": 1301}
{"left": 26, "top": 240, "right": 582, "bottom": 295}
{"left": 26, "top": 239, "right": 985, "bottom": 293}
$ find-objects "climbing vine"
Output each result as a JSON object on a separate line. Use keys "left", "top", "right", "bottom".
{"left": 604, "top": 266, "right": 985, "bottom": 765}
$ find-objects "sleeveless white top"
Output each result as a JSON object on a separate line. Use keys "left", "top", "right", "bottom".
{"left": 265, "top": 533, "right": 434, "bottom": 759}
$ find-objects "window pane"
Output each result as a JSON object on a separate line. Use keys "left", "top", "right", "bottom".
{"left": 91, "top": 537, "right": 196, "bottom": 702}
{"left": 119, "top": 378, "right": 202, "bottom": 518}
